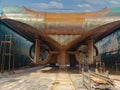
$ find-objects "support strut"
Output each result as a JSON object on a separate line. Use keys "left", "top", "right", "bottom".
{"left": 34, "top": 39, "right": 40, "bottom": 64}
{"left": 87, "top": 40, "right": 94, "bottom": 65}
{"left": 59, "top": 51, "right": 67, "bottom": 71}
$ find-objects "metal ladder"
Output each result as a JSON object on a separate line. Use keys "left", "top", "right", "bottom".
{"left": 0, "top": 35, "right": 14, "bottom": 74}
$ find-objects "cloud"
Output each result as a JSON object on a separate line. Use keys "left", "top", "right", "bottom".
{"left": 109, "top": 0, "right": 119, "bottom": 4}
{"left": 31, "top": 1, "right": 63, "bottom": 9}
{"left": 75, "top": 0, "right": 120, "bottom": 10}
{"left": 77, "top": 3, "right": 93, "bottom": 12}
{"left": 77, "top": 4, "right": 93, "bottom": 9}
{"left": 84, "top": 9, "right": 91, "bottom": 12}
{"left": 107, "top": 0, "right": 120, "bottom": 7}
{"left": 76, "top": 0, "right": 120, "bottom": 5}
{"left": 76, "top": 0, "right": 105, "bottom": 5}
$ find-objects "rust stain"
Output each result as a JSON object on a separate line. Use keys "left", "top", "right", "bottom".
{"left": 1, "top": 6, "right": 120, "bottom": 67}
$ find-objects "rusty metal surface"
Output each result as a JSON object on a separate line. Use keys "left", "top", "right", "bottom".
{"left": 1, "top": 6, "right": 120, "bottom": 66}
{"left": 1, "top": 19, "right": 62, "bottom": 50}
{"left": 2, "top": 19, "right": 120, "bottom": 51}
{"left": 1, "top": 6, "right": 120, "bottom": 49}
{"left": 68, "top": 21, "right": 120, "bottom": 49}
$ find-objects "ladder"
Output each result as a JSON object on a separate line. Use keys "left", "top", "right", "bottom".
{"left": 0, "top": 35, "right": 14, "bottom": 74}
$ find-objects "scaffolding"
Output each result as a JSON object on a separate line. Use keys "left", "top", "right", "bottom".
{"left": 0, "top": 35, "right": 14, "bottom": 74}
{"left": 94, "top": 56, "right": 105, "bottom": 73}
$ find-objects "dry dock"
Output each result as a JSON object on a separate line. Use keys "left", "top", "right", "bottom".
{"left": 0, "top": 66, "right": 119, "bottom": 90}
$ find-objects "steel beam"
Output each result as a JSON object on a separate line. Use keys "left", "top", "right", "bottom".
{"left": 59, "top": 51, "right": 67, "bottom": 71}
{"left": 34, "top": 39, "right": 40, "bottom": 63}
{"left": 87, "top": 40, "right": 94, "bottom": 64}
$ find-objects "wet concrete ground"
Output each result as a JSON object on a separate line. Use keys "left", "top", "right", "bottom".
{"left": 0, "top": 66, "right": 119, "bottom": 90}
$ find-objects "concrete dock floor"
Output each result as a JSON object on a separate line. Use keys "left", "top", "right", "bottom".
{"left": 0, "top": 66, "right": 119, "bottom": 90}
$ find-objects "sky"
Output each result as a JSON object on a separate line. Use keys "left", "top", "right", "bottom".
{"left": 0, "top": 0, "right": 120, "bottom": 12}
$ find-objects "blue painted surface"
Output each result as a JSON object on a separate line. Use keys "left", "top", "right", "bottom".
{"left": 0, "top": 20, "right": 33, "bottom": 68}
{"left": 96, "top": 28, "right": 120, "bottom": 54}
{"left": 0, "top": 9, "right": 3, "bottom": 16}
{"left": 96, "top": 28, "right": 120, "bottom": 69}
